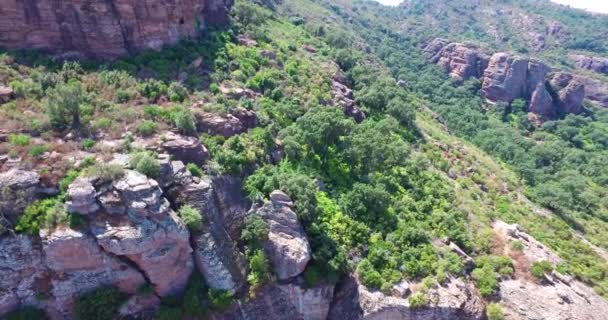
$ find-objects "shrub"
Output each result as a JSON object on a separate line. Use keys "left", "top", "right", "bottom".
{"left": 530, "top": 260, "right": 553, "bottom": 280}
{"left": 178, "top": 205, "right": 203, "bottom": 232}
{"left": 74, "top": 287, "right": 125, "bottom": 320}
{"left": 174, "top": 107, "right": 196, "bottom": 135}
{"left": 81, "top": 138, "right": 96, "bottom": 150}
{"left": 408, "top": 292, "right": 429, "bottom": 309}
{"left": 4, "top": 306, "right": 48, "bottom": 320}
{"left": 209, "top": 83, "right": 220, "bottom": 94}
{"left": 29, "top": 145, "right": 47, "bottom": 157}
{"left": 137, "top": 120, "right": 158, "bottom": 136}
{"left": 83, "top": 163, "right": 125, "bottom": 183}
{"left": 129, "top": 151, "right": 160, "bottom": 178}
{"left": 9, "top": 134, "right": 31, "bottom": 147}
{"left": 59, "top": 170, "right": 81, "bottom": 193}
{"left": 486, "top": 303, "right": 505, "bottom": 320}
{"left": 208, "top": 289, "right": 233, "bottom": 310}
{"left": 46, "top": 81, "right": 85, "bottom": 130}
{"left": 15, "top": 198, "right": 65, "bottom": 235}
{"left": 187, "top": 163, "right": 203, "bottom": 177}
{"left": 168, "top": 82, "right": 188, "bottom": 102}
{"left": 247, "top": 249, "right": 271, "bottom": 291}
{"left": 241, "top": 215, "right": 269, "bottom": 254}
{"left": 140, "top": 79, "right": 168, "bottom": 101}
{"left": 510, "top": 240, "right": 524, "bottom": 252}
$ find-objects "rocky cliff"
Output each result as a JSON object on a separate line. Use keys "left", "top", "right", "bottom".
{"left": 0, "top": 0, "right": 232, "bottom": 59}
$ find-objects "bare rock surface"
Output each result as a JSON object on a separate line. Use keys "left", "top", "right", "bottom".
{"left": 41, "top": 228, "right": 145, "bottom": 318}
{"left": 194, "top": 110, "right": 257, "bottom": 137}
{"left": 211, "top": 175, "right": 251, "bottom": 241}
{"left": 161, "top": 132, "right": 209, "bottom": 166}
{"left": 549, "top": 72, "right": 586, "bottom": 115}
{"left": 252, "top": 190, "right": 311, "bottom": 280}
{"left": 90, "top": 170, "right": 194, "bottom": 297}
{"left": 482, "top": 53, "right": 545, "bottom": 104}
{"left": 570, "top": 54, "right": 608, "bottom": 74}
{"left": 0, "top": 86, "right": 14, "bottom": 104}
{"left": 328, "top": 275, "right": 485, "bottom": 320}
{"left": 331, "top": 73, "right": 366, "bottom": 122}
{"left": 424, "top": 38, "right": 490, "bottom": 80}
{"left": 0, "top": 169, "right": 44, "bottom": 223}
{"left": 171, "top": 177, "right": 246, "bottom": 293}
{"left": 0, "top": 0, "right": 232, "bottom": 59}
{"left": 66, "top": 177, "right": 99, "bottom": 215}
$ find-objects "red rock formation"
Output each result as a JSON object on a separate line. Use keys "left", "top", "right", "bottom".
{"left": 424, "top": 38, "right": 489, "bottom": 80}
{"left": 0, "top": 0, "right": 232, "bottom": 59}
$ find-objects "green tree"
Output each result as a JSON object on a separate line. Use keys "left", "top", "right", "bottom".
{"left": 46, "top": 81, "right": 85, "bottom": 130}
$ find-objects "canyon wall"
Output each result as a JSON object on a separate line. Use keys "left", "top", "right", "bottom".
{"left": 0, "top": 0, "right": 232, "bottom": 59}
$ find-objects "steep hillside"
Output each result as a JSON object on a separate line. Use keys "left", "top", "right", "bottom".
{"left": 1, "top": 0, "right": 608, "bottom": 320}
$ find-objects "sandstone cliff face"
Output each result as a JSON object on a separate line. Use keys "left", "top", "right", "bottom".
{"left": 570, "top": 54, "right": 608, "bottom": 75}
{"left": 0, "top": 0, "right": 232, "bottom": 59}
{"left": 423, "top": 38, "right": 490, "bottom": 80}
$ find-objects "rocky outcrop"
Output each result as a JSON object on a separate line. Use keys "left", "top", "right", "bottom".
{"left": 194, "top": 109, "right": 258, "bottom": 137}
{"left": 549, "top": 72, "right": 586, "bottom": 115}
{"left": 328, "top": 275, "right": 485, "bottom": 320}
{"left": 0, "top": 0, "right": 233, "bottom": 59}
{"left": 252, "top": 191, "right": 311, "bottom": 280}
{"left": 211, "top": 175, "right": 251, "bottom": 241}
{"left": 424, "top": 38, "right": 489, "bottom": 80}
{"left": 90, "top": 171, "right": 194, "bottom": 297}
{"left": 0, "top": 86, "right": 13, "bottom": 104}
{"left": 41, "top": 228, "right": 145, "bottom": 318}
{"left": 170, "top": 177, "right": 246, "bottom": 293}
{"left": 0, "top": 169, "right": 46, "bottom": 223}
{"left": 211, "top": 280, "right": 334, "bottom": 320}
{"left": 493, "top": 220, "right": 608, "bottom": 320}
{"left": 161, "top": 132, "right": 209, "bottom": 166}
{"left": 576, "top": 75, "right": 608, "bottom": 108}
{"left": 482, "top": 53, "right": 546, "bottom": 104}
{"left": 331, "top": 74, "right": 366, "bottom": 123}
{"left": 570, "top": 54, "right": 608, "bottom": 74}
{"left": 66, "top": 177, "right": 99, "bottom": 215}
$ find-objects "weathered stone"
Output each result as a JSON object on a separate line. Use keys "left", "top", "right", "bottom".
{"left": 529, "top": 83, "right": 555, "bottom": 118}
{"left": 482, "top": 53, "right": 534, "bottom": 103}
{"left": 424, "top": 38, "right": 490, "bottom": 80}
{"left": 328, "top": 275, "right": 485, "bottom": 320}
{"left": 41, "top": 228, "right": 146, "bottom": 318}
{"left": 118, "top": 294, "right": 160, "bottom": 319}
{"left": 253, "top": 191, "right": 311, "bottom": 280}
{"left": 66, "top": 177, "right": 99, "bottom": 215}
{"left": 331, "top": 75, "right": 366, "bottom": 123}
{"left": 172, "top": 178, "right": 246, "bottom": 293}
{"left": 0, "top": 86, "right": 14, "bottom": 104}
{"left": 0, "top": 0, "right": 232, "bottom": 59}
{"left": 576, "top": 75, "right": 608, "bottom": 108}
{"left": 211, "top": 175, "right": 251, "bottom": 241}
{"left": 0, "top": 169, "right": 43, "bottom": 223}
{"left": 549, "top": 72, "right": 586, "bottom": 115}
{"left": 161, "top": 132, "right": 209, "bottom": 166}
{"left": 570, "top": 54, "right": 608, "bottom": 74}
{"left": 194, "top": 111, "right": 252, "bottom": 138}
{"left": 91, "top": 170, "right": 194, "bottom": 297}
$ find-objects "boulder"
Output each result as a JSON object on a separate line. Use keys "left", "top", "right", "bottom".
{"left": 424, "top": 39, "right": 489, "bottom": 80}
{"left": 549, "top": 72, "right": 586, "bottom": 115}
{"left": 161, "top": 132, "right": 209, "bottom": 166}
{"left": 66, "top": 177, "right": 99, "bottom": 215}
{"left": 211, "top": 176, "right": 252, "bottom": 240}
{"left": 41, "top": 228, "right": 146, "bottom": 318}
{"left": 331, "top": 75, "right": 366, "bottom": 123}
{"left": 0, "top": 169, "right": 44, "bottom": 223}
{"left": 529, "top": 83, "right": 555, "bottom": 118}
{"left": 0, "top": 86, "right": 14, "bottom": 104}
{"left": 482, "top": 53, "right": 536, "bottom": 103}
{"left": 570, "top": 54, "right": 608, "bottom": 74}
{"left": 328, "top": 275, "right": 485, "bottom": 320}
{"left": 91, "top": 171, "right": 194, "bottom": 297}
{"left": 253, "top": 191, "right": 311, "bottom": 280}
{"left": 171, "top": 178, "right": 246, "bottom": 293}
{"left": 576, "top": 75, "right": 608, "bottom": 108}
{"left": 0, "top": 0, "right": 232, "bottom": 59}
{"left": 194, "top": 111, "right": 251, "bottom": 137}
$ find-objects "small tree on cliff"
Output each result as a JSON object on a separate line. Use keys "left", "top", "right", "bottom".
{"left": 46, "top": 80, "right": 85, "bottom": 130}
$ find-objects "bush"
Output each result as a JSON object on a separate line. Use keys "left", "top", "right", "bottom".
{"left": 137, "top": 120, "right": 158, "bottom": 136}
{"left": 129, "top": 151, "right": 160, "bottom": 178}
{"left": 4, "top": 306, "right": 48, "bottom": 320}
{"left": 59, "top": 170, "right": 80, "bottom": 193}
{"left": 140, "top": 79, "right": 168, "bottom": 101}
{"left": 209, "top": 83, "right": 220, "bottom": 94}
{"left": 247, "top": 249, "right": 271, "bottom": 291}
{"left": 74, "top": 287, "right": 125, "bottom": 320}
{"left": 174, "top": 107, "right": 196, "bottom": 135}
{"left": 187, "top": 163, "right": 203, "bottom": 177}
{"left": 168, "top": 82, "right": 188, "bottom": 102}
{"left": 486, "top": 303, "right": 505, "bottom": 320}
{"left": 29, "top": 145, "right": 47, "bottom": 157}
{"left": 510, "top": 240, "right": 524, "bottom": 252}
{"left": 15, "top": 198, "right": 66, "bottom": 235}
{"left": 9, "top": 134, "right": 31, "bottom": 147}
{"left": 208, "top": 289, "right": 233, "bottom": 310}
{"left": 46, "top": 81, "right": 85, "bottom": 130}
{"left": 81, "top": 138, "right": 96, "bottom": 150}
{"left": 241, "top": 215, "right": 269, "bottom": 253}
{"left": 408, "top": 292, "right": 429, "bottom": 309}
{"left": 82, "top": 164, "right": 125, "bottom": 184}
{"left": 530, "top": 260, "right": 553, "bottom": 280}
{"left": 178, "top": 205, "right": 203, "bottom": 232}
